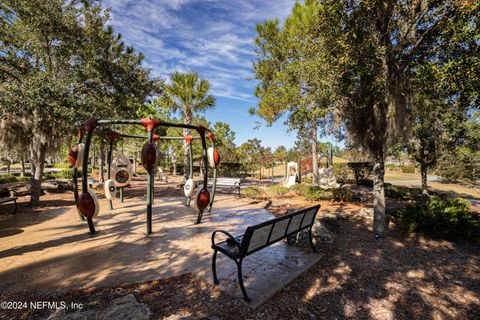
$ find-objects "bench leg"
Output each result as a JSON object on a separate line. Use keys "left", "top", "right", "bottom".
{"left": 236, "top": 259, "right": 251, "bottom": 302}
{"left": 12, "top": 200, "right": 17, "bottom": 215}
{"left": 212, "top": 249, "right": 219, "bottom": 285}
{"left": 309, "top": 229, "right": 317, "bottom": 253}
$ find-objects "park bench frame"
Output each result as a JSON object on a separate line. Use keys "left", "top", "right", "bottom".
{"left": 207, "top": 177, "right": 241, "bottom": 198}
{"left": 211, "top": 204, "right": 320, "bottom": 302}
{"left": 0, "top": 192, "right": 18, "bottom": 215}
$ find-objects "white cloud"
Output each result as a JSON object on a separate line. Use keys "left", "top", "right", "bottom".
{"left": 101, "top": 0, "right": 296, "bottom": 101}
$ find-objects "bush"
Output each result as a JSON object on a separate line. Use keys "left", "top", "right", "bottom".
{"left": 51, "top": 163, "right": 70, "bottom": 169}
{"left": 305, "top": 186, "right": 331, "bottom": 201}
{"left": 265, "top": 186, "right": 289, "bottom": 198}
{"left": 332, "top": 163, "right": 352, "bottom": 184}
{"left": 399, "top": 195, "right": 479, "bottom": 241}
{"left": 357, "top": 179, "right": 373, "bottom": 187}
{"left": 385, "top": 185, "right": 423, "bottom": 200}
{"left": 332, "top": 188, "right": 358, "bottom": 202}
{"left": 302, "top": 175, "right": 313, "bottom": 184}
{"left": 0, "top": 174, "right": 30, "bottom": 184}
{"left": 42, "top": 169, "right": 76, "bottom": 180}
{"left": 242, "top": 186, "right": 266, "bottom": 200}
{"left": 290, "top": 184, "right": 312, "bottom": 196}
{"left": 400, "top": 165, "right": 416, "bottom": 174}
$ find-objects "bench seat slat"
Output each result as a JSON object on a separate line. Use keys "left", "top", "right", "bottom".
{"left": 215, "top": 235, "right": 244, "bottom": 258}
{"left": 0, "top": 197, "right": 17, "bottom": 204}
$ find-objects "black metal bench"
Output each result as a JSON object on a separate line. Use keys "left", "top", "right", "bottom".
{"left": 211, "top": 204, "right": 321, "bottom": 302}
{"left": 208, "top": 177, "right": 242, "bottom": 197}
{"left": 0, "top": 196, "right": 18, "bottom": 215}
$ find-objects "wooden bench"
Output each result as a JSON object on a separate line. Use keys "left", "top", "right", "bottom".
{"left": 211, "top": 204, "right": 320, "bottom": 302}
{"left": 0, "top": 195, "right": 18, "bottom": 215}
{"left": 208, "top": 177, "right": 242, "bottom": 197}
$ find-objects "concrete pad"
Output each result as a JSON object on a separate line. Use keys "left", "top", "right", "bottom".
{"left": 0, "top": 193, "right": 320, "bottom": 307}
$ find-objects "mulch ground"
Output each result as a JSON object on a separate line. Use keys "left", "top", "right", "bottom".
{"left": 1, "top": 179, "right": 479, "bottom": 320}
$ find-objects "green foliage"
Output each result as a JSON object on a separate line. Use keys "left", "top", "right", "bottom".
{"left": 305, "top": 187, "right": 330, "bottom": 201}
{"left": 385, "top": 185, "right": 423, "bottom": 200}
{"left": 43, "top": 170, "right": 73, "bottom": 180}
{"left": 332, "top": 163, "right": 352, "bottom": 184}
{"left": 265, "top": 186, "right": 289, "bottom": 198}
{"left": 289, "top": 183, "right": 312, "bottom": 197}
{"left": 49, "top": 163, "right": 71, "bottom": 169}
{"left": 242, "top": 186, "right": 266, "bottom": 200}
{"left": 400, "top": 195, "right": 479, "bottom": 241}
{"left": 302, "top": 176, "right": 313, "bottom": 184}
{"left": 399, "top": 165, "right": 415, "bottom": 174}
{"left": 0, "top": 174, "right": 30, "bottom": 184}
{"left": 436, "top": 146, "right": 480, "bottom": 184}
{"left": 0, "top": 0, "right": 160, "bottom": 205}
{"left": 331, "top": 188, "right": 358, "bottom": 202}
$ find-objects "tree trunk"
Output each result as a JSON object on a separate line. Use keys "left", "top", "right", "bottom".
{"left": 372, "top": 156, "right": 386, "bottom": 237}
{"left": 30, "top": 143, "right": 47, "bottom": 206}
{"left": 91, "top": 152, "right": 96, "bottom": 171}
{"left": 30, "top": 149, "right": 36, "bottom": 180}
{"left": 420, "top": 162, "right": 428, "bottom": 195}
{"left": 311, "top": 118, "right": 319, "bottom": 185}
{"left": 20, "top": 157, "right": 25, "bottom": 177}
{"left": 133, "top": 156, "right": 137, "bottom": 175}
{"left": 99, "top": 139, "right": 105, "bottom": 183}
{"left": 6, "top": 160, "right": 11, "bottom": 174}
{"left": 183, "top": 108, "right": 192, "bottom": 181}
{"left": 172, "top": 151, "right": 177, "bottom": 176}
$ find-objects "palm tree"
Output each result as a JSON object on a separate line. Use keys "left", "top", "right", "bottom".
{"left": 160, "top": 71, "right": 215, "bottom": 180}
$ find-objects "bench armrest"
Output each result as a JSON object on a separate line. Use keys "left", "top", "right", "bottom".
{"left": 211, "top": 230, "right": 241, "bottom": 250}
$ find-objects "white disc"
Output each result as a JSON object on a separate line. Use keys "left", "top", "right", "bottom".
{"left": 88, "top": 189, "right": 100, "bottom": 218}
{"left": 104, "top": 179, "right": 117, "bottom": 200}
{"left": 75, "top": 144, "right": 85, "bottom": 169}
{"left": 184, "top": 178, "right": 196, "bottom": 197}
{"left": 207, "top": 147, "right": 215, "bottom": 168}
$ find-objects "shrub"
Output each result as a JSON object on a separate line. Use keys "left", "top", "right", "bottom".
{"left": 357, "top": 179, "right": 373, "bottom": 187}
{"left": 51, "top": 163, "right": 70, "bottom": 169}
{"left": 348, "top": 162, "right": 374, "bottom": 184}
{"left": 265, "top": 186, "right": 289, "bottom": 198}
{"left": 302, "top": 175, "right": 313, "bottom": 184}
{"left": 290, "top": 184, "right": 312, "bottom": 196}
{"left": 332, "top": 188, "right": 358, "bottom": 202}
{"left": 242, "top": 186, "right": 267, "bottom": 200}
{"left": 0, "top": 174, "right": 21, "bottom": 184}
{"left": 0, "top": 174, "right": 31, "bottom": 184}
{"left": 400, "top": 165, "right": 415, "bottom": 174}
{"left": 385, "top": 185, "right": 423, "bottom": 200}
{"left": 332, "top": 163, "right": 352, "bottom": 184}
{"left": 399, "top": 195, "right": 479, "bottom": 241}
{"left": 305, "top": 187, "right": 331, "bottom": 201}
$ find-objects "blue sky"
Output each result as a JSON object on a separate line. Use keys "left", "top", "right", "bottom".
{"left": 101, "top": 0, "right": 303, "bottom": 149}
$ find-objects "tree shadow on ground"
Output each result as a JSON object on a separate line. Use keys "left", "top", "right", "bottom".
{"left": 1, "top": 196, "right": 479, "bottom": 320}
{"left": 251, "top": 216, "right": 480, "bottom": 320}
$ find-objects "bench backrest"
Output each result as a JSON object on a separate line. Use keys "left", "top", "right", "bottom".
{"left": 240, "top": 205, "right": 320, "bottom": 256}
{"left": 208, "top": 177, "right": 241, "bottom": 185}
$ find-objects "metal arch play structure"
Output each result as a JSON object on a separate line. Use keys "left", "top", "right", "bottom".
{"left": 68, "top": 117, "right": 221, "bottom": 235}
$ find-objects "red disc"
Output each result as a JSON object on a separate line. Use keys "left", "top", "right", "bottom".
{"left": 213, "top": 148, "right": 221, "bottom": 166}
{"left": 67, "top": 147, "right": 78, "bottom": 166}
{"left": 141, "top": 142, "right": 158, "bottom": 171}
{"left": 78, "top": 192, "right": 96, "bottom": 219}
{"left": 196, "top": 188, "right": 210, "bottom": 211}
